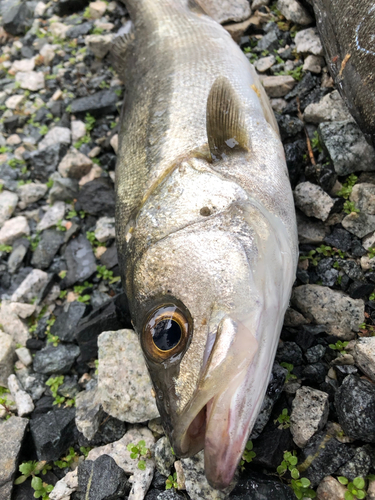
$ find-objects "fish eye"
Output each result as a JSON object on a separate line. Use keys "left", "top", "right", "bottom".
{"left": 142, "top": 304, "right": 191, "bottom": 362}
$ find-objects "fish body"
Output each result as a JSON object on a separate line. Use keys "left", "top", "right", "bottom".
{"left": 313, "top": 0, "right": 375, "bottom": 147}
{"left": 113, "top": 0, "right": 298, "bottom": 489}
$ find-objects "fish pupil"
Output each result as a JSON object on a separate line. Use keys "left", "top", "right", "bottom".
{"left": 152, "top": 319, "right": 181, "bottom": 351}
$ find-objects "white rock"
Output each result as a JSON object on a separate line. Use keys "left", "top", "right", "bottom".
{"left": 49, "top": 22, "right": 69, "bottom": 40}
{"left": 5, "top": 94, "right": 25, "bottom": 110}
{"left": 290, "top": 386, "right": 329, "bottom": 447}
{"left": 85, "top": 34, "right": 114, "bottom": 59}
{"left": 40, "top": 44, "right": 55, "bottom": 65}
{"left": 87, "top": 427, "right": 155, "bottom": 500}
{"left": 354, "top": 338, "right": 375, "bottom": 383}
{"left": 316, "top": 476, "right": 346, "bottom": 500}
{"left": 49, "top": 470, "right": 78, "bottom": 500}
{"left": 71, "top": 120, "right": 86, "bottom": 143}
{"left": 17, "top": 182, "right": 47, "bottom": 210}
{"left": 110, "top": 133, "right": 118, "bottom": 153}
{"left": 295, "top": 28, "right": 324, "bottom": 56}
{"left": 196, "top": 0, "right": 251, "bottom": 24}
{"left": 255, "top": 55, "right": 275, "bottom": 73}
{"left": 8, "top": 302, "right": 36, "bottom": 319}
{"left": 89, "top": 0, "right": 108, "bottom": 19}
{"left": 350, "top": 183, "right": 375, "bottom": 215}
{"left": 8, "top": 374, "right": 34, "bottom": 416}
{"left": 11, "top": 269, "right": 49, "bottom": 303}
{"left": 75, "top": 387, "right": 103, "bottom": 440}
{"left": 181, "top": 451, "right": 231, "bottom": 500}
{"left": 15, "top": 71, "right": 45, "bottom": 91}
{"left": 304, "top": 90, "right": 351, "bottom": 124}
{"left": 0, "top": 303, "right": 30, "bottom": 346}
{"left": 362, "top": 231, "right": 375, "bottom": 250}
{"left": 10, "top": 58, "right": 35, "bottom": 74}
{"left": 292, "top": 285, "right": 365, "bottom": 338}
{"left": 277, "top": 0, "right": 313, "bottom": 25}
{"left": 97, "top": 329, "right": 160, "bottom": 423}
{"left": 294, "top": 181, "right": 334, "bottom": 221}
{"left": 7, "top": 134, "right": 21, "bottom": 146}
{"left": 35, "top": 1, "right": 47, "bottom": 16}
{"left": 368, "top": 480, "right": 375, "bottom": 500}
{"left": 79, "top": 163, "right": 103, "bottom": 186}
{"left": 262, "top": 75, "right": 296, "bottom": 97}
{"left": 0, "top": 216, "right": 30, "bottom": 245}
{"left": 303, "top": 54, "right": 325, "bottom": 74}
{"left": 252, "top": 0, "right": 270, "bottom": 8}
{"left": 342, "top": 212, "right": 375, "bottom": 239}
{"left": 95, "top": 217, "right": 115, "bottom": 242}
{"left": 0, "top": 331, "right": 15, "bottom": 387}
{"left": 15, "top": 347, "right": 32, "bottom": 367}
{"left": 271, "top": 98, "right": 287, "bottom": 113}
{"left": 38, "top": 127, "right": 71, "bottom": 150}
{"left": 37, "top": 201, "right": 66, "bottom": 231}
{"left": 58, "top": 149, "right": 93, "bottom": 179}
{"left": 224, "top": 16, "right": 257, "bottom": 43}
{"left": 0, "top": 190, "right": 18, "bottom": 226}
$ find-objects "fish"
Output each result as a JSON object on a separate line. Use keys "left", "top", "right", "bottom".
{"left": 112, "top": 0, "right": 298, "bottom": 489}
{"left": 313, "top": 0, "right": 375, "bottom": 147}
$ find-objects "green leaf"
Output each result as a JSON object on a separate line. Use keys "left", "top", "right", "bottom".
{"left": 338, "top": 476, "right": 349, "bottom": 485}
{"left": 19, "top": 462, "right": 36, "bottom": 476}
{"left": 138, "top": 460, "right": 146, "bottom": 470}
{"left": 367, "top": 474, "right": 375, "bottom": 481}
{"left": 277, "top": 465, "right": 286, "bottom": 475}
{"left": 289, "top": 456, "right": 298, "bottom": 466}
{"left": 356, "top": 491, "right": 366, "bottom": 499}
{"left": 31, "top": 476, "right": 43, "bottom": 491}
{"left": 14, "top": 475, "right": 27, "bottom": 485}
{"left": 291, "top": 468, "right": 300, "bottom": 479}
{"left": 353, "top": 477, "right": 365, "bottom": 489}
{"left": 344, "top": 492, "right": 354, "bottom": 500}
{"left": 300, "top": 477, "right": 311, "bottom": 488}
{"left": 166, "top": 482, "right": 172, "bottom": 490}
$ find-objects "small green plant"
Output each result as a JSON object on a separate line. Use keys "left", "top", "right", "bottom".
{"left": 289, "top": 65, "right": 304, "bottom": 82}
{"left": 46, "top": 178, "right": 54, "bottom": 189}
{"left": 0, "top": 386, "right": 14, "bottom": 419}
{"left": 337, "top": 174, "right": 358, "bottom": 199}
{"left": 31, "top": 476, "right": 54, "bottom": 499}
{"left": 92, "top": 26, "right": 104, "bottom": 35}
{"left": 0, "top": 145, "right": 11, "bottom": 153}
{"left": 59, "top": 290, "right": 67, "bottom": 300}
{"left": 46, "top": 376, "right": 65, "bottom": 405}
{"left": 127, "top": 440, "right": 151, "bottom": 470}
{"left": 329, "top": 340, "right": 349, "bottom": 355}
{"left": 80, "top": 446, "right": 91, "bottom": 458}
{"left": 338, "top": 476, "right": 366, "bottom": 500}
{"left": 97, "top": 265, "right": 121, "bottom": 284}
{"left": 277, "top": 451, "right": 316, "bottom": 499}
{"left": 280, "top": 362, "right": 297, "bottom": 382}
{"left": 275, "top": 408, "right": 290, "bottom": 429}
{"left": 45, "top": 317, "right": 59, "bottom": 347}
{"left": 299, "top": 249, "right": 319, "bottom": 266}
{"left": 115, "top": 88, "right": 122, "bottom": 97}
{"left": 86, "top": 231, "right": 101, "bottom": 247}
{"left": 368, "top": 247, "right": 375, "bottom": 259}
{"left": 14, "top": 460, "right": 52, "bottom": 485}
{"left": 54, "top": 447, "right": 78, "bottom": 469}
{"left": 27, "top": 233, "right": 41, "bottom": 252}
{"left": 94, "top": 359, "right": 99, "bottom": 375}
{"left": 166, "top": 472, "right": 178, "bottom": 490}
{"left": 39, "top": 125, "right": 48, "bottom": 136}
{"left": 8, "top": 157, "right": 25, "bottom": 168}
{"left": 0, "top": 244, "right": 12, "bottom": 253}
{"left": 311, "top": 131, "right": 323, "bottom": 153}
{"left": 67, "top": 209, "right": 86, "bottom": 220}
{"left": 240, "top": 440, "right": 256, "bottom": 470}
{"left": 370, "top": 291, "right": 375, "bottom": 301}
{"left": 343, "top": 201, "right": 360, "bottom": 215}
{"left": 56, "top": 220, "right": 66, "bottom": 232}
{"left": 85, "top": 113, "right": 96, "bottom": 132}
{"left": 83, "top": 6, "right": 91, "bottom": 18}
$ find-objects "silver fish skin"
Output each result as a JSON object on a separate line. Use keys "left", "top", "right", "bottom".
{"left": 113, "top": 0, "right": 298, "bottom": 489}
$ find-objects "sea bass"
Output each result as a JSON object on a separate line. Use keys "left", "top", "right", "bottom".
{"left": 113, "top": 0, "right": 298, "bottom": 489}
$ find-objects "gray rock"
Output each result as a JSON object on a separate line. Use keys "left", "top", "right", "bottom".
{"left": 196, "top": 0, "right": 251, "bottom": 24}
{"left": 295, "top": 27, "right": 324, "bottom": 55}
{"left": 17, "top": 182, "right": 47, "bottom": 210}
{"left": 78, "top": 454, "right": 128, "bottom": 500}
{"left": 350, "top": 183, "right": 375, "bottom": 215}
{"left": 95, "top": 217, "right": 116, "bottom": 243}
{"left": 8, "top": 242, "right": 28, "bottom": 274}
{"left": 277, "top": 0, "right": 313, "bottom": 25}
{"left": 33, "top": 343, "right": 80, "bottom": 375}
{"left": 294, "top": 181, "right": 334, "bottom": 221}
{"left": 22, "top": 372, "right": 47, "bottom": 401}
{"left": 58, "top": 149, "right": 93, "bottom": 179}
{"left": 2, "top": 0, "right": 33, "bottom": 35}
{"left": 11, "top": 269, "right": 49, "bottom": 303}
{"left": 37, "top": 201, "right": 65, "bottom": 231}
{"left": 31, "top": 228, "right": 65, "bottom": 269}
{"left": 75, "top": 386, "right": 104, "bottom": 441}
{"left": 291, "top": 285, "right": 364, "bottom": 338}
{"left": 254, "top": 55, "right": 275, "bottom": 73}
{"left": 0, "top": 417, "right": 28, "bottom": 500}
{"left": 51, "top": 301, "right": 88, "bottom": 342}
{"left": 0, "top": 331, "right": 14, "bottom": 387}
{"left": 38, "top": 127, "right": 71, "bottom": 151}
{"left": 70, "top": 90, "right": 119, "bottom": 118}
{"left": 154, "top": 436, "right": 175, "bottom": 477}
{"left": 15, "top": 346, "right": 32, "bottom": 367}
{"left": 15, "top": 71, "right": 45, "bottom": 91}
{"left": 30, "top": 407, "right": 76, "bottom": 461}
{"left": 0, "top": 190, "right": 18, "bottom": 226}
{"left": 97, "top": 329, "right": 159, "bottom": 423}
{"left": 319, "top": 120, "right": 375, "bottom": 175}
{"left": 7, "top": 374, "right": 34, "bottom": 416}
{"left": 85, "top": 34, "right": 114, "bottom": 59}
{"left": 0, "top": 216, "right": 30, "bottom": 245}
{"left": 342, "top": 212, "right": 375, "bottom": 238}
{"left": 336, "top": 445, "right": 373, "bottom": 481}
{"left": 335, "top": 375, "right": 375, "bottom": 442}
{"left": 354, "top": 337, "right": 375, "bottom": 383}
{"left": 27, "top": 143, "right": 68, "bottom": 182}
{"left": 304, "top": 90, "right": 351, "bottom": 124}
{"left": 262, "top": 75, "right": 296, "bottom": 97}
{"left": 296, "top": 211, "right": 328, "bottom": 244}
{"left": 290, "top": 386, "right": 329, "bottom": 448}
{"left": 87, "top": 427, "right": 155, "bottom": 500}
{"left": 181, "top": 451, "right": 231, "bottom": 500}
{"left": 64, "top": 233, "right": 97, "bottom": 287}
{"left": 305, "top": 344, "right": 326, "bottom": 363}
{"left": 49, "top": 175, "right": 79, "bottom": 204}
{"left": 157, "top": 491, "right": 181, "bottom": 500}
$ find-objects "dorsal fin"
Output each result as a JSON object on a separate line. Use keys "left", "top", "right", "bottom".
{"left": 206, "top": 76, "right": 249, "bottom": 161}
{"left": 188, "top": 0, "right": 208, "bottom": 15}
{"left": 110, "top": 28, "right": 135, "bottom": 84}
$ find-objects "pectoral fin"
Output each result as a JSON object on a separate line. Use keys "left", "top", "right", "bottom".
{"left": 110, "top": 30, "right": 136, "bottom": 84}
{"left": 206, "top": 76, "right": 249, "bottom": 161}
